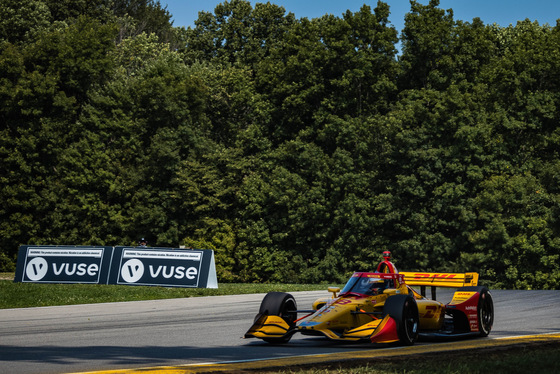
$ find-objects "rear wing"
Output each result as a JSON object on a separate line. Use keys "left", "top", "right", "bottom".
{"left": 400, "top": 272, "right": 479, "bottom": 300}
{"left": 401, "top": 272, "right": 479, "bottom": 288}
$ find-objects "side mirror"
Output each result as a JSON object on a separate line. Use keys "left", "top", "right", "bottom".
{"left": 328, "top": 287, "right": 340, "bottom": 298}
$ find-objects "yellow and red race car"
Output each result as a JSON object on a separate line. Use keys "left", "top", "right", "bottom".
{"left": 245, "top": 270, "right": 493, "bottom": 345}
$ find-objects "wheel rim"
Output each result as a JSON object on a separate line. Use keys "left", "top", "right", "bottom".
{"left": 403, "top": 301, "right": 418, "bottom": 342}
{"left": 281, "top": 298, "right": 297, "bottom": 325}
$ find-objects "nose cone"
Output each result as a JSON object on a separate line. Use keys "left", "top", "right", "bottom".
{"left": 297, "top": 302, "right": 351, "bottom": 331}
{"left": 298, "top": 320, "right": 321, "bottom": 329}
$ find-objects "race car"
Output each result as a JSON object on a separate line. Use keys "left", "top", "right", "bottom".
{"left": 245, "top": 268, "right": 493, "bottom": 346}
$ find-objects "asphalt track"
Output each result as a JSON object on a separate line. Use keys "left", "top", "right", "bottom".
{"left": 1, "top": 289, "right": 559, "bottom": 374}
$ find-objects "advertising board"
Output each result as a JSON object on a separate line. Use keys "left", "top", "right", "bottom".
{"left": 14, "top": 245, "right": 218, "bottom": 289}
{"left": 14, "top": 245, "right": 113, "bottom": 284}
{"left": 109, "top": 247, "right": 218, "bottom": 288}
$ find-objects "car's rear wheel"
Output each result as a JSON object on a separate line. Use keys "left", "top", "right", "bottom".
{"left": 382, "top": 294, "right": 419, "bottom": 345}
{"left": 459, "top": 286, "right": 494, "bottom": 336}
{"left": 258, "top": 292, "right": 297, "bottom": 343}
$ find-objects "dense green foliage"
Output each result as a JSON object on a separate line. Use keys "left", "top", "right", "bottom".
{"left": 1, "top": 0, "right": 559, "bottom": 289}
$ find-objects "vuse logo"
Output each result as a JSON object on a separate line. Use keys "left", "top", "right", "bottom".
{"left": 26, "top": 257, "right": 48, "bottom": 281}
{"left": 121, "top": 259, "right": 144, "bottom": 283}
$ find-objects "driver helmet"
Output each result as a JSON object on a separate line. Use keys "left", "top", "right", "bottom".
{"left": 370, "top": 279, "right": 387, "bottom": 295}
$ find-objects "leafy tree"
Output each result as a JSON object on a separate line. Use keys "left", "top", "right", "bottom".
{"left": 80, "top": 33, "right": 209, "bottom": 246}
{"left": 399, "top": 0, "right": 456, "bottom": 90}
{"left": 0, "top": 17, "right": 117, "bottom": 260}
{"left": 110, "top": 0, "right": 176, "bottom": 43}
{"left": 1, "top": 0, "right": 559, "bottom": 289}
{"left": 183, "top": 0, "right": 296, "bottom": 65}
{"left": 0, "top": 0, "right": 52, "bottom": 44}
{"left": 465, "top": 174, "right": 560, "bottom": 289}
{"left": 42, "top": 0, "right": 114, "bottom": 23}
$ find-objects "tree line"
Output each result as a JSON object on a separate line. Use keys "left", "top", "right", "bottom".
{"left": 1, "top": 0, "right": 559, "bottom": 289}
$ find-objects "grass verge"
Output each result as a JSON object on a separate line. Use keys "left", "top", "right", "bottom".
{"left": 0, "top": 275, "right": 332, "bottom": 309}
{"left": 272, "top": 342, "right": 560, "bottom": 373}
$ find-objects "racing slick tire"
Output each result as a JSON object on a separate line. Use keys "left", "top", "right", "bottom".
{"left": 458, "top": 286, "right": 494, "bottom": 336}
{"left": 258, "top": 292, "right": 298, "bottom": 344}
{"left": 382, "top": 294, "right": 419, "bottom": 345}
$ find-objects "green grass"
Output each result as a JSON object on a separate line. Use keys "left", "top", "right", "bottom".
{"left": 273, "top": 343, "right": 560, "bottom": 373}
{"left": 0, "top": 274, "right": 333, "bottom": 309}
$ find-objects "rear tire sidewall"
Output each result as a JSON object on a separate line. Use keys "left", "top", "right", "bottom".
{"left": 477, "top": 288, "right": 494, "bottom": 336}
{"left": 458, "top": 286, "right": 494, "bottom": 336}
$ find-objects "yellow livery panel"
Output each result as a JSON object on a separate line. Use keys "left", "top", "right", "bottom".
{"left": 245, "top": 315, "right": 292, "bottom": 339}
{"left": 401, "top": 272, "right": 479, "bottom": 288}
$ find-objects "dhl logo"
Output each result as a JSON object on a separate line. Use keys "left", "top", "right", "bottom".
{"left": 411, "top": 273, "right": 458, "bottom": 279}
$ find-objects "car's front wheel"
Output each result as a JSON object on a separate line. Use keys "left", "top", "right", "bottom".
{"left": 258, "top": 292, "right": 297, "bottom": 344}
{"left": 382, "top": 294, "right": 419, "bottom": 345}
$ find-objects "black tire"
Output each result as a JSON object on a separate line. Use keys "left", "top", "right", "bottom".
{"left": 258, "top": 292, "right": 297, "bottom": 344}
{"left": 382, "top": 295, "right": 419, "bottom": 345}
{"left": 459, "top": 286, "right": 494, "bottom": 336}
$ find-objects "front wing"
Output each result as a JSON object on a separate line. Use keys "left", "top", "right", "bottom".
{"left": 244, "top": 314, "right": 295, "bottom": 341}
{"left": 245, "top": 314, "right": 400, "bottom": 344}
